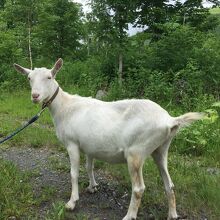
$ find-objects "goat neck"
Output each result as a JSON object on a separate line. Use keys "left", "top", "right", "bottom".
{"left": 47, "top": 86, "right": 66, "bottom": 117}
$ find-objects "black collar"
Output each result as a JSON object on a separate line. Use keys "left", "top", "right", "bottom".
{"left": 42, "top": 87, "right": 59, "bottom": 109}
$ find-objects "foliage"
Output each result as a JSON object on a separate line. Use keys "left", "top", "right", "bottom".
{"left": 194, "top": 35, "right": 220, "bottom": 95}
{"left": 0, "top": 0, "right": 220, "bottom": 98}
{"left": 36, "top": 0, "right": 84, "bottom": 61}
{"left": 173, "top": 0, "right": 210, "bottom": 28}
{"left": 174, "top": 95, "right": 220, "bottom": 157}
{"left": 58, "top": 57, "right": 107, "bottom": 96}
{"left": 149, "top": 25, "right": 204, "bottom": 72}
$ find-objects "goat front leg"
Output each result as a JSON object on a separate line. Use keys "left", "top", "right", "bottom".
{"left": 152, "top": 141, "right": 178, "bottom": 220}
{"left": 123, "top": 154, "right": 145, "bottom": 220}
{"left": 86, "top": 155, "right": 98, "bottom": 193}
{"left": 65, "top": 144, "right": 80, "bottom": 210}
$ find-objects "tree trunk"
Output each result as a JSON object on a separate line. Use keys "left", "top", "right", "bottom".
{"left": 118, "top": 52, "right": 123, "bottom": 86}
{"left": 28, "top": 12, "right": 33, "bottom": 70}
{"left": 87, "top": 37, "right": 90, "bottom": 56}
{"left": 183, "top": 12, "right": 186, "bottom": 25}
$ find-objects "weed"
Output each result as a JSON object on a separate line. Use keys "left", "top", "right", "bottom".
{"left": 45, "top": 202, "right": 66, "bottom": 220}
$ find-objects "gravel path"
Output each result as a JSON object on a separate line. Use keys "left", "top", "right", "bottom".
{"left": 0, "top": 146, "right": 137, "bottom": 220}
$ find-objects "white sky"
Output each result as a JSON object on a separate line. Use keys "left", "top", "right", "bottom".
{"left": 72, "top": 0, "right": 91, "bottom": 13}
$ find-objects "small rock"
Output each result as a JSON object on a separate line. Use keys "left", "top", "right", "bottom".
{"left": 8, "top": 216, "right": 17, "bottom": 220}
{"left": 95, "top": 90, "right": 107, "bottom": 100}
{"left": 121, "top": 193, "right": 128, "bottom": 199}
{"left": 207, "top": 167, "right": 220, "bottom": 175}
{"left": 148, "top": 213, "right": 155, "bottom": 220}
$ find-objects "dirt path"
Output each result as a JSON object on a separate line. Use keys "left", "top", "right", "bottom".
{"left": 0, "top": 146, "right": 139, "bottom": 220}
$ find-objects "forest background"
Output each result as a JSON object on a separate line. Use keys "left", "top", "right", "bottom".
{"left": 0, "top": 0, "right": 220, "bottom": 219}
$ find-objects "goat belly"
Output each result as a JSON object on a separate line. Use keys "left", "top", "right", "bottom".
{"left": 79, "top": 135, "right": 126, "bottom": 163}
{"left": 85, "top": 147, "right": 126, "bottom": 164}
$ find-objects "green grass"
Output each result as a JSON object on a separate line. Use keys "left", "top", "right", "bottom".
{"left": 0, "top": 160, "right": 35, "bottom": 220}
{"left": 45, "top": 202, "right": 66, "bottom": 220}
{"left": 0, "top": 90, "right": 61, "bottom": 149}
{"left": 0, "top": 90, "right": 220, "bottom": 219}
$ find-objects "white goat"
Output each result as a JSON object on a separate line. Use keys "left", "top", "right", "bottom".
{"left": 14, "top": 58, "right": 203, "bottom": 220}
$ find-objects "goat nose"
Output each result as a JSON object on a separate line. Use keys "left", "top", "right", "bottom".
{"left": 32, "top": 93, "right": 40, "bottom": 99}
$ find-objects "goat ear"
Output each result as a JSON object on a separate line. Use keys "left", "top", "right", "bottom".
{"left": 51, "top": 58, "right": 63, "bottom": 77}
{"left": 14, "top": 63, "right": 31, "bottom": 75}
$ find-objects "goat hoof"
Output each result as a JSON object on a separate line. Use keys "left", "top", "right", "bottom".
{"left": 168, "top": 216, "right": 186, "bottom": 220}
{"left": 122, "top": 216, "right": 136, "bottom": 220}
{"left": 65, "top": 200, "right": 76, "bottom": 210}
{"left": 86, "top": 186, "right": 98, "bottom": 193}
{"left": 175, "top": 215, "right": 187, "bottom": 220}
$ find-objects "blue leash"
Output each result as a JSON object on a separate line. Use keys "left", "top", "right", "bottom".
{"left": 0, "top": 108, "right": 46, "bottom": 145}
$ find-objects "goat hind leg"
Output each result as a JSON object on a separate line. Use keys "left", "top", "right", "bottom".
{"left": 123, "top": 155, "right": 145, "bottom": 220}
{"left": 86, "top": 155, "right": 98, "bottom": 193}
{"left": 152, "top": 141, "right": 178, "bottom": 220}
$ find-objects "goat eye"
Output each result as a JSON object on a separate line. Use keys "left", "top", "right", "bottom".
{"left": 28, "top": 77, "right": 31, "bottom": 81}
{"left": 47, "top": 76, "right": 52, "bottom": 79}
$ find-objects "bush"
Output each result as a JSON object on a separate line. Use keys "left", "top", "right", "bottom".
{"left": 57, "top": 57, "right": 107, "bottom": 96}
{"left": 173, "top": 96, "right": 220, "bottom": 157}
{"left": 150, "top": 25, "right": 205, "bottom": 72}
{"left": 172, "top": 61, "right": 204, "bottom": 108}
{"left": 0, "top": 67, "right": 28, "bottom": 92}
{"left": 194, "top": 35, "right": 220, "bottom": 95}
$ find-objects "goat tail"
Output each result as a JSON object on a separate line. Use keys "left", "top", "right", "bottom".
{"left": 175, "top": 112, "right": 204, "bottom": 127}
{"left": 174, "top": 112, "right": 205, "bottom": 128}
{"left": 170, "top": 112, "right": 204, "bottom": 135}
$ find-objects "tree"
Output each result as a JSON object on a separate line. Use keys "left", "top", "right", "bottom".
{"left": 0, "top": 0, "right": 6, "bottom": 9}
{"left": 2, "top": 0, "right": 40, "bottom": 68}
{"left": 36, "top": 0, "right": 84, "bottom": 61}
{"left": 133, "top": 0, "right": 173, "bottom": 36}
{"left": 174, "top": 0, "right": 210, "bottom": 27}
{"left": 89, "top": 0, "right": 134, "bottom": 84}
{"left": 133, "top": 0, "right": 220, "bottom": 37}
